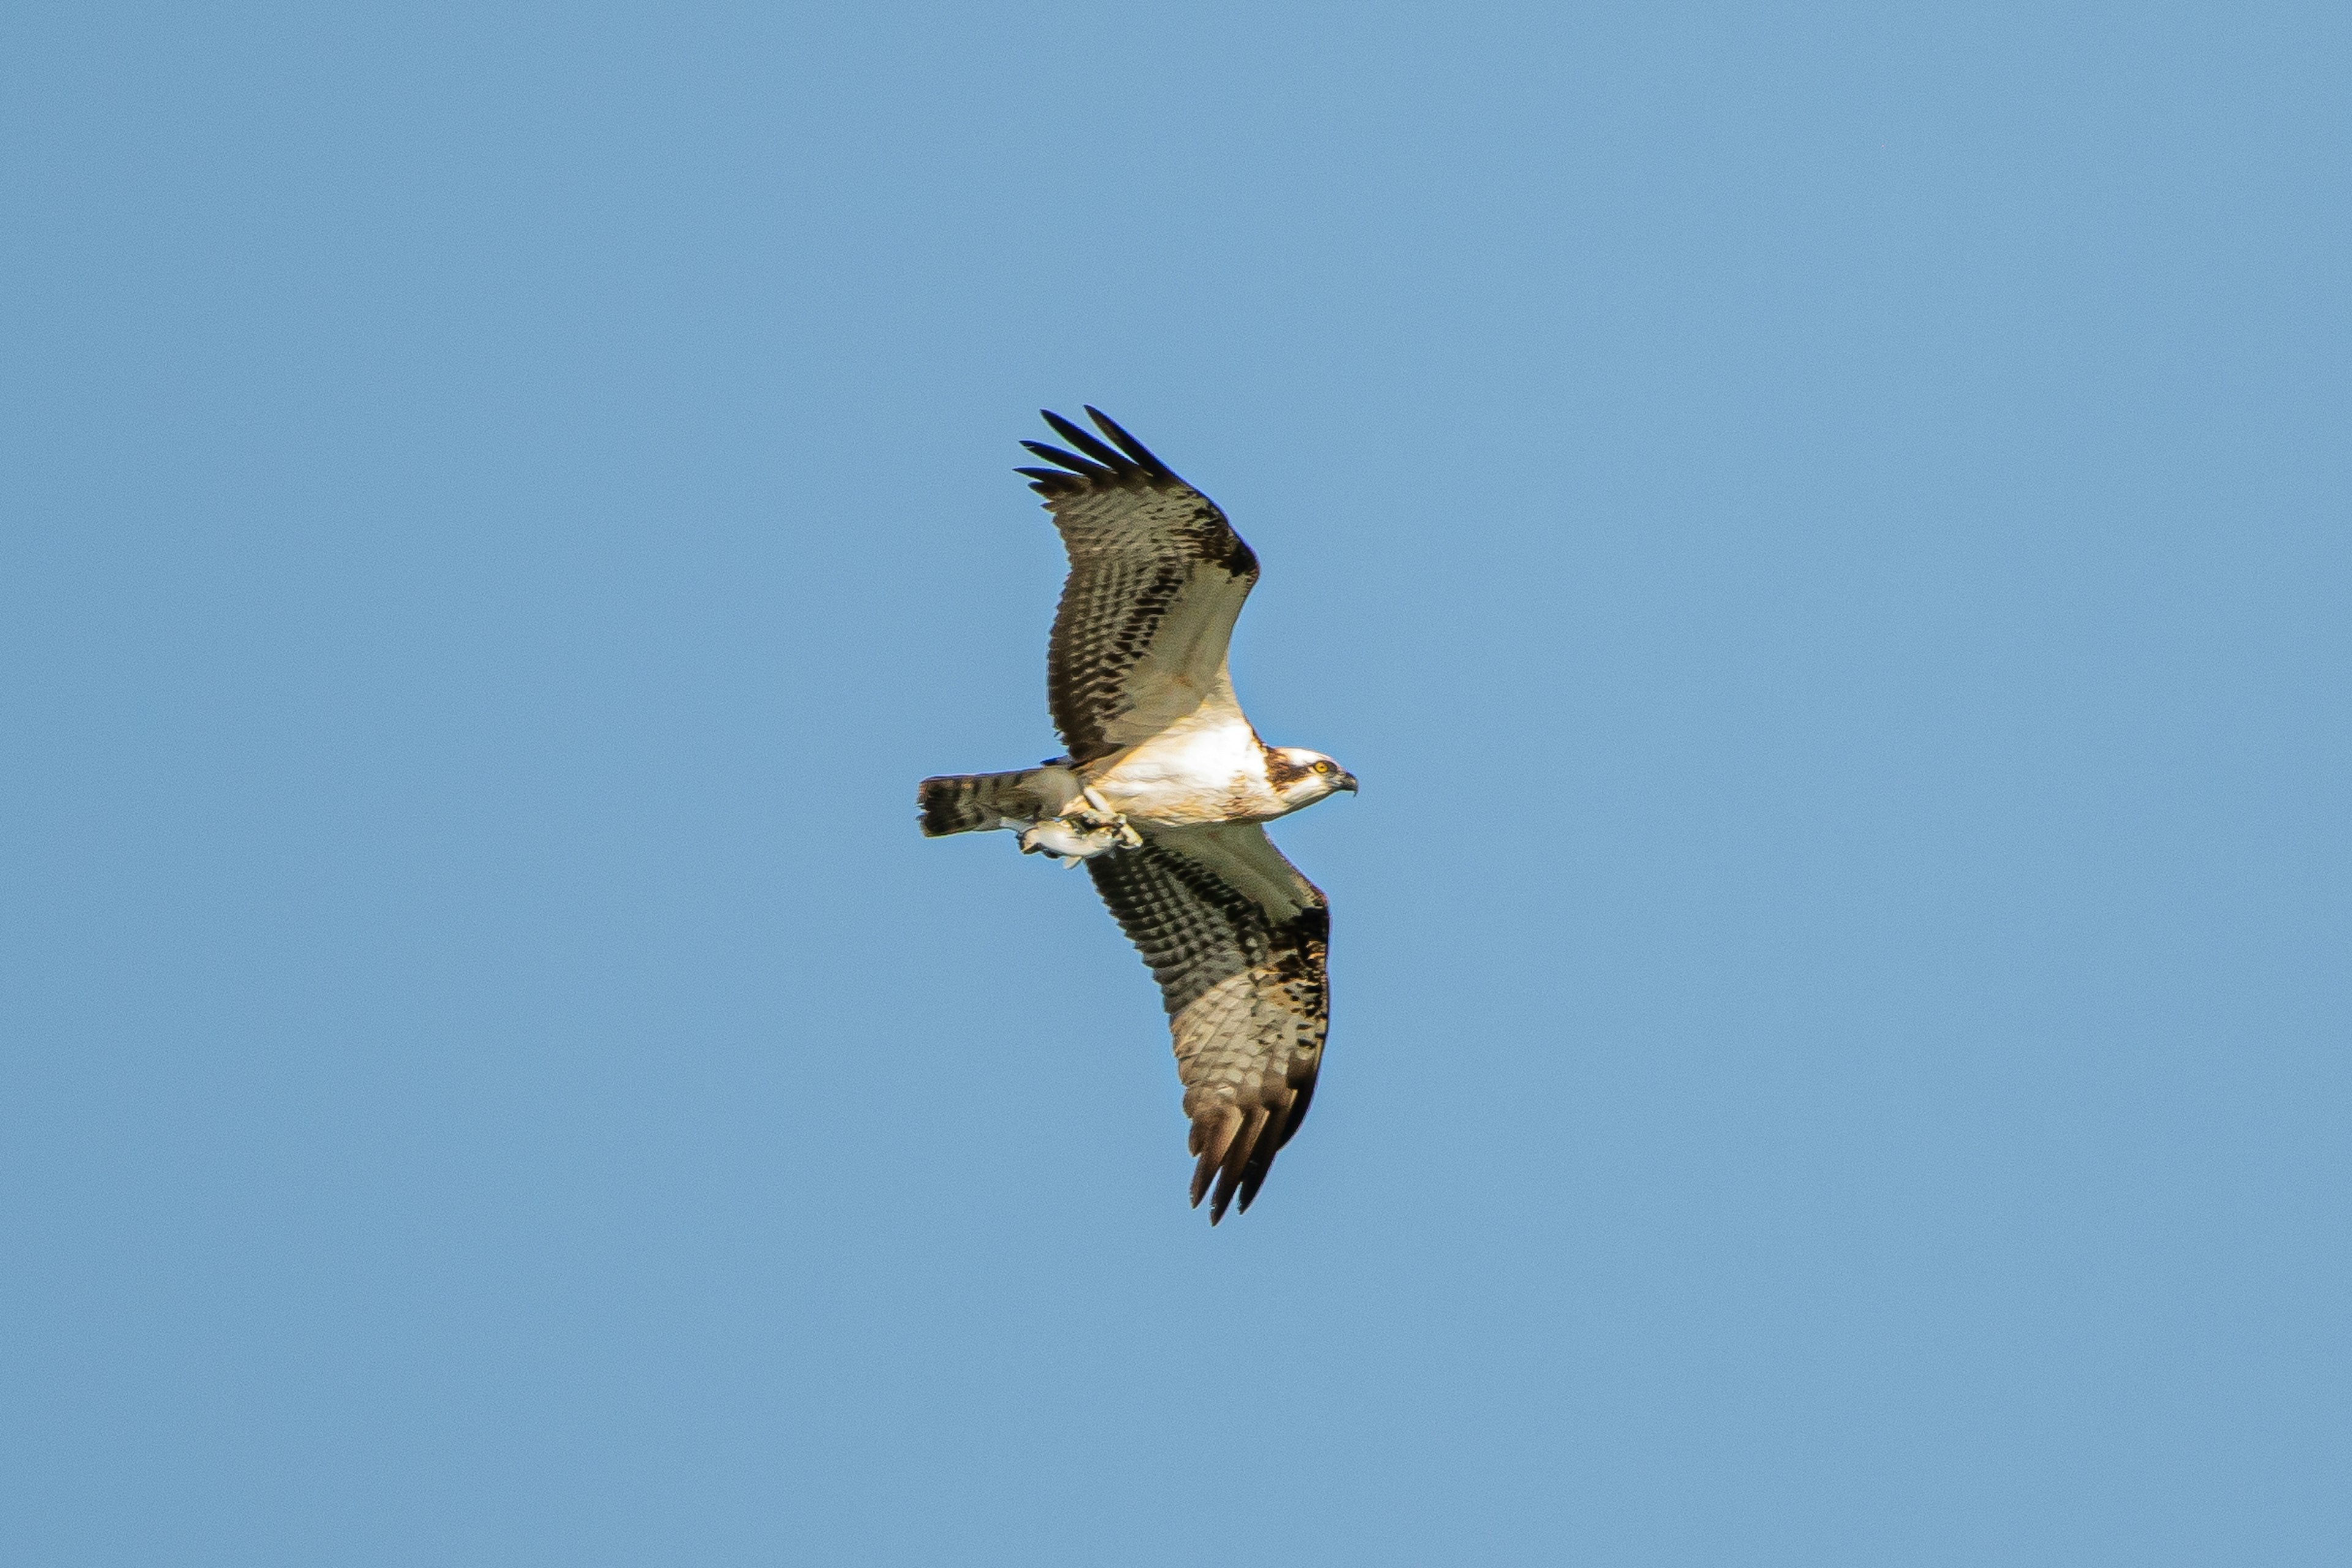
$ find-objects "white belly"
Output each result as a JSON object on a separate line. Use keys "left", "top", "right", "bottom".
{"left": 1088, "top": 705, "right": 1278, "bottom": 827}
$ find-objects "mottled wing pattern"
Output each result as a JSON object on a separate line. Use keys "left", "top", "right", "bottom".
{"left": 1084, "top": 823, "right": 1329, "bottom": 1222}
{"left": 1017, "top": 409, "right": 1259, "bottom": 766}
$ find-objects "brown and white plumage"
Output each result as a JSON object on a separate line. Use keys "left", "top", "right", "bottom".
{"left": 1085, "top": 824, "right": 1329, "bottom": 1222}
{"left": 1017, "top": 408, "right": 1259, "bottom": 769}
{"left": 918, "top": 410, "right": 1354, "bottom": 1223}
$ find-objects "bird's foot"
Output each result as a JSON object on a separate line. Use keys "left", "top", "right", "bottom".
{"left": 1076, "top": 788, "right": 1144, "bottom": 850}
{"left": 1074, "top": 808, "right": 1144, "bottom": 850}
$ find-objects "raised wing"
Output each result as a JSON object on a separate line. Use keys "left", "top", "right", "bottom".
{"left": 1017, "top": 409, "right": 1260, "bottom": 766}
{"left": 1084, "top": 823, "right": 1329, "bottom": 1222}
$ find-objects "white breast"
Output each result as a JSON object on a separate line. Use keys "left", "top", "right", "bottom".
{"left": 1088, "top": 679, "right": 1276, "bottom": 827}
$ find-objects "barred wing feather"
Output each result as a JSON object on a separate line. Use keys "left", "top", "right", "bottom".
{"left": 1083, "top": 823, "right": 1329, "bottom": 1223}
{"left": 1017, "top": 409, "right": 1260, "bottom": 766}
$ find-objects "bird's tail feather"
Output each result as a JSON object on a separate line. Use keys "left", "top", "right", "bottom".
{"left": 916, "top": 765, "right": 1071, "bottom": 837}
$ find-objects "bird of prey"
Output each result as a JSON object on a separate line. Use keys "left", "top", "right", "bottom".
{"left": 918, "top": 409, "right": 1356, "bottom": 1223}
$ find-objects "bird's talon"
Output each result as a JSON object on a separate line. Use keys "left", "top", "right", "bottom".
{"left": 1058, "top": 801, "right": 1140, "bottom": 851}
{"left": 1020, "top": 810, "right": 1130, "bottom": 864}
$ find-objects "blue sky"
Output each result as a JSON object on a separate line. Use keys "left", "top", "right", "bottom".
{"left": 6, "top": 3, "right": 2346, "bottom": 1563}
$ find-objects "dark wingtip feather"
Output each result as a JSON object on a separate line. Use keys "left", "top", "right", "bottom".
{"left": 1234, "top": 1142, "right": 1280, "bottom": 1213}
{"left": 1014, "top": 466, "right": 1084, "bottom": 496}
{"left": 1019, "top": 439, "right": 1112, "bottom": 479}
{"left": 1235, "top": 1123, "right": 1283, "bottom": 1213}
{"left": 1040, "top": 409, "right": 1137, "bottom": 473}
{"left": 1206, "top": 1109, "right": 1270, "bottom": 1225}
{"left": 1274, "top": 1076, "right": 1316, "bottom": 1152}
{"left": 1083, "top": 407, "right": 1174, "bottom": 477}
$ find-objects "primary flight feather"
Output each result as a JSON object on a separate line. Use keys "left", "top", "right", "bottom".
{"left": 918, "top": 409, "right": 1355, "bottom": 1223}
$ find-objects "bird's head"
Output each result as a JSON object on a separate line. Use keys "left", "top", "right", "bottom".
{"left": 1268, "top": 747, "right": 1359, "bottom": 809}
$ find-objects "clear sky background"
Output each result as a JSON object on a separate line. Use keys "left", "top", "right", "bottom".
{"left": 6, "top": 4, "right": 2346, "bottom": 1564}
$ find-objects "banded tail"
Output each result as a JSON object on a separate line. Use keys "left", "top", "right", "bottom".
{"left": 916, "top": 763, "right": 1074, "bottom": 837}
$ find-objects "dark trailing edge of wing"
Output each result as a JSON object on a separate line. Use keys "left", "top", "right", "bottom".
{"left": 1016, "top": 407, "right": 1182, "bottom": 496}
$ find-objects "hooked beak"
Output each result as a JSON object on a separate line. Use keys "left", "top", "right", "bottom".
{"left": 1337, "top": 771, "right": 1359, "bottom": 794}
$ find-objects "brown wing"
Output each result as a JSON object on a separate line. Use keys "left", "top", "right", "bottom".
{"left": 1084, "top": 823, "right": 1330, "bottom": 1223}
{"left": 1017, "top": 409, "right": 1260, "bottom": 766}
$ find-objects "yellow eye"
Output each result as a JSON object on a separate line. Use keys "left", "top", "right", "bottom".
{"left": 1313, "top": 761, "right": 1332, "bottom": 774}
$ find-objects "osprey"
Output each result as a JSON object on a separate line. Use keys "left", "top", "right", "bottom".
{"left": 918, "top": 409, "right": 1356, "bottom": 1223}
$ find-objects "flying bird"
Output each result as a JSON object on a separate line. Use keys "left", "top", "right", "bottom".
{"left": 918, "top": 409, "right": 1356, "bottom": 1223}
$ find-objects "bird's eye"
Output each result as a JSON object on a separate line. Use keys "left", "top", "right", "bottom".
{"left": 1313, "top": 761, "right": 1332, "bottom": 774}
